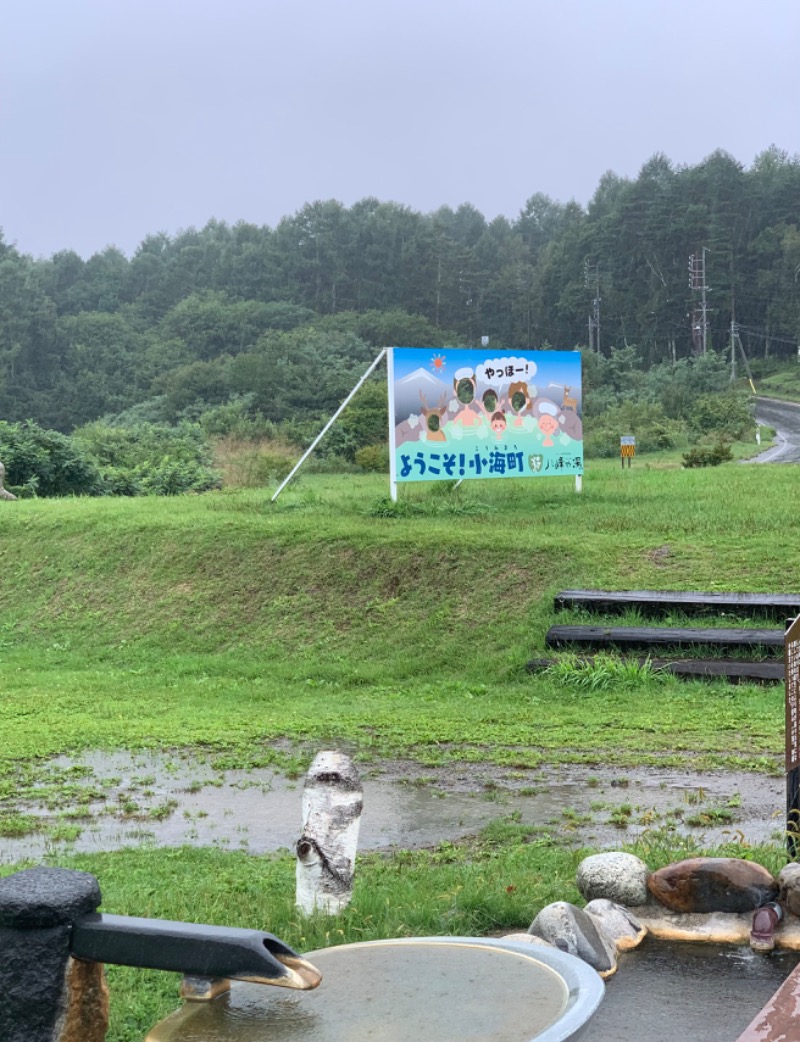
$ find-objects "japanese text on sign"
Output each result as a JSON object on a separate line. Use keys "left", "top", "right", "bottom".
{"left": 389, "top": 347, "right": 583, "bottom": 484}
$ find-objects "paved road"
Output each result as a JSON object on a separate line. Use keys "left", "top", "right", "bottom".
{"left": 750, "top": 397, "right": 800, "bottom": 463}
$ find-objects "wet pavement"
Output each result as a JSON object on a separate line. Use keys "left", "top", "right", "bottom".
{"left": 0, "top": 748, "right": 787, "bottom": 862}
{"left": 588, "top": 939, "right": 800, "bottom": 1042}
{"left": 751, "top": 397, "right": 800, "bottom": 464}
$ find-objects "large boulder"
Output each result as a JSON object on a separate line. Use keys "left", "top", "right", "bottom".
{"left": 648, "top": 857, "right": 778, "bottom": 913}
{"left": 528, "top": 901, "right": 617, "bottom": 977}
{"left": 584, "top": 899, "right": 647, "bottom": 951}
{"left": 576, "top": 852, "right": 649, "bottom": 906}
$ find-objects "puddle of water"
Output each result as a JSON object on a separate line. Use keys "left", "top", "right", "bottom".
{"left": 0, "top": 750, "right": 787, "bottom": 862}
{"left": 589, "top": 938, "right": 800, "bottom": 1042}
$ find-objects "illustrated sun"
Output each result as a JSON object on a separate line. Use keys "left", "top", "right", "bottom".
{"left": 430, "top": 353, "right": 446, "bottom": 374}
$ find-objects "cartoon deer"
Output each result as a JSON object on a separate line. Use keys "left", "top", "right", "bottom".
{"left": 562, "top": 386, "right": 577, "bottom": 411}
{"left": 419, "top": 390, "right": 449, "bottom": 441}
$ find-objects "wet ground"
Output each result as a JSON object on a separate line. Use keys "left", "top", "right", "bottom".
{"left": 752, "top": 397, "right": 800, "bottom": 463}
{"left": 6, "top": 751, "right": 796, "bottom": 1042}
{"left": 589, "top": 938, "right": 800, "bottom": 1042}
{"left": 0, "top": 748, "right": 787, "bottom": 862}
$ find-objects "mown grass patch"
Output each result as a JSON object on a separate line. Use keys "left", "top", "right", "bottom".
{"left": 0, "top": 459, "right": 793, "bottom": 798}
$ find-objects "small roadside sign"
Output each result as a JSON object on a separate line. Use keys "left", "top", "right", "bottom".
{"left": 620, "top": 435, "right": 635, "bottom": 469}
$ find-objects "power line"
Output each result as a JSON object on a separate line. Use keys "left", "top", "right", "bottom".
{"left": 737, "top": 325, "right": 799, "bottom": 347}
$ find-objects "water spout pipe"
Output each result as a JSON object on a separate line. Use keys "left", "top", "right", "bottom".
{"left": 71, "top": 913, "right": 322, "bottom": 989}
{"left": 750, "top": 902, "right": 783, "bottom": 952}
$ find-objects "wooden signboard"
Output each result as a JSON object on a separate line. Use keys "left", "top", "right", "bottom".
{"left": 786, "top": 615, "right": 800, "bottom": 856}
{"left": 620, "top": 435, "right": 635, "bottom": 469}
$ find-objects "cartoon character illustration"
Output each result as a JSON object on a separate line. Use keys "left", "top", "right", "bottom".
{"left": 489, "top": 411, "right": 507, "bottom": 440}
{"left": 536, "top": 401, "right": 561, "bottom": 446}
{"left": 507, "top": 380, "right": 532, "bottom": 427}
{"left": 450, "top": 368, "right": 483, "bottom": 428}
{"left": 418, "top": 390, "right": 449, "bottom": 442}
{"left": 481, "top": 388, "right": 499, "bottom": 415}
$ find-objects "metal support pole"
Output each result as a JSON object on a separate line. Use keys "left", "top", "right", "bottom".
{"left": 271, "top": 349, "right": 387, "bottom": 503}
{"left": 386, "top": 347, "right": 398, "bottom": 502}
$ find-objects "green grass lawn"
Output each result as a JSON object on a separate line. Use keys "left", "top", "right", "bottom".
{"left": 1, "top": 455, "right": 797, "bottom": 1040}
{"left": 0, "top": 459, "right": 792, "bottom": 777}
{"left": 758, "top": 370, "right": 800, "bottom": 402}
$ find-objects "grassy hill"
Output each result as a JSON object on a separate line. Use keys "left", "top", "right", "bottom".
{"left": 0, "top": 460, "right": 792, "bottom": 774}
{"left": 1, "top": 458, "right": 795, "bottom": 1040}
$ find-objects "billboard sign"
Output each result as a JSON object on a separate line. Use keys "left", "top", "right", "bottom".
{"left": 388, "top": 347, "right": 583, "bottom": 485}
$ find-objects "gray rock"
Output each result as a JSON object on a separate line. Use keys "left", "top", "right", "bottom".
{"left": 778, "top": 862, "right": 800, "bottom": 917}
{"left": 529, "top": 901, "right": 616, "bottom": 976}
{"left": 576, "top": 851, "right": 649, "bottom": 906}
{"left": 584, "top": 898, "right": 647, "bottom": 951}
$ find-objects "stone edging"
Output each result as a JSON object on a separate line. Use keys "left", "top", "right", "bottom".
{"left": 496, "top": 852, "right": 800, "bottom": 980}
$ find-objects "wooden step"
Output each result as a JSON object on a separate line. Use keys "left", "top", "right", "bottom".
{"left": 554, "top": 588, "right": 800, "bottom": 618}
{"left": 545, "top": 624, "right": 785, "bottom": 655}
{"left": 527, "top": 656, "right": 784, "bottom": 683}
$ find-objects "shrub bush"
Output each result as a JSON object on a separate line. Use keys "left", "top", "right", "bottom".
{"left": 0, "top": 420, "right": 104, "bottom": 496}
{"left": 355, "top": 444, "right": 390, "bottom": 472}
{"left": 681, "top": 441, "right": 734, "bottom": 468}
{"left": 583, "top": 402, "right": 682, "bottom": 458}
{"left": 687, "top": 390, "right": 754, "bottom": 441}
{"left": 73, "top": 421, "right": 221, "bottom": 494}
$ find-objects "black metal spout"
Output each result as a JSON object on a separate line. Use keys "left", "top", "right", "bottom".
{"left": 70, "top": 914, "right": 322, "bottom": 990}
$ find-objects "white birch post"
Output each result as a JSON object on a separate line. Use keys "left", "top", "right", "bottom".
{"left": 295, "top": 751, "right": 363, "bottom": 916}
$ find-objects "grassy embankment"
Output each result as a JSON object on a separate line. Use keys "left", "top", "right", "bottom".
{"left": 758, "top": 367, "right": 800, "bottom": 402}
{"left": 0, "top": 454, "right": 796, "bottom": 1039}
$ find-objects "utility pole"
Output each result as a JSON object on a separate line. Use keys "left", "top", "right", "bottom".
{"left": 688, "top": 248, "right": 709, "bottom": 354}
{"left": 729, "top": 320, "right": 757, "bottom": 394}
{"left": 584, "top": 260, "right": 601, "bottom": 353}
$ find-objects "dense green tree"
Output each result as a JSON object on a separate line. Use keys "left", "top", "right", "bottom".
{"left": 55, "top": 311, "right": 149, "bottom": 426}
{"left": 313, "top": 308, "right": 451, "bottom": 349}
{"left": 0, "top": 236, "right": 60, "bottom": 422}
{"left": 3, "top": 147, "right": 800, "bottom": 435}
{"left": 152, "top": 358, "right": 233, "bottom": 422}
{"left": 158, "top": 291, "right": 289, "bottom": 360}
{"left": 229, "top": 328, "right": 373, "bottom": 423}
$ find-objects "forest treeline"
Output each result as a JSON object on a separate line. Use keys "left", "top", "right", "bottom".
{"left": 1, "top": 146, "right": 798, "bottom": 441}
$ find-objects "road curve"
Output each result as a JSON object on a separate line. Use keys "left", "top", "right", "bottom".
{"left": 749, "top": 397, "right": 800, "bottom": 464}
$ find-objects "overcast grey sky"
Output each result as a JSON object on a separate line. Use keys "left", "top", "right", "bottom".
{"left": 2, "top": 0, "right": 798, "bottom": 259}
